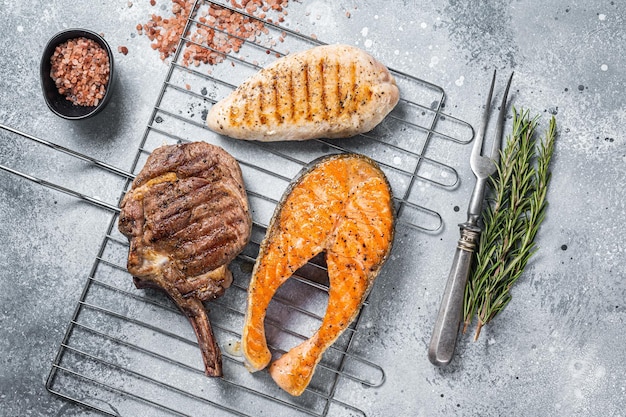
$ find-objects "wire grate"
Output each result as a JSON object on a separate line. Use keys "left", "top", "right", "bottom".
{"left": 0, "top": 1, "right": 473, "bottom": 416}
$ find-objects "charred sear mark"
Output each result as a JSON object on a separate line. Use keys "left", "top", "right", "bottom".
{"left": 258, "top": 81, "right": 266, "bottom": 126}
{"left": 319, "top": 58, "right": 327, "bottom": 121}
{"left": 303, "top": 62, "right": 311, "bottom": 122}
{"left": 273, "top": 73, "right": 280, "bottom": 124}
{"left": 287, "top": 67, "right": 295, "bottom": 122}
{"left": 343, "top": 62, "right": 358, "bottom": 116}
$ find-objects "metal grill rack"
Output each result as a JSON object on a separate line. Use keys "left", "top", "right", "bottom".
{"left": 1, "top": 1, "right": 474, "bottom": 416}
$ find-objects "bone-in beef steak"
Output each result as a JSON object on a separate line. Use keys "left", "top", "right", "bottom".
{"left": 118, "top": 142, "right": 252, "bottom": 376}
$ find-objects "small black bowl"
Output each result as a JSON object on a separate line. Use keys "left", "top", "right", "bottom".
{"left": 40, "top": 28, "right": 115, "bottom": 120}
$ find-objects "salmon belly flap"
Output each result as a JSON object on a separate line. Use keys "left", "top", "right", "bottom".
{"left": 241, "top": 153, "right": 395, "bottom": 396}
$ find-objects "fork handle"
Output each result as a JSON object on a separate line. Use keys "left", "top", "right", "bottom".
{"left": 428, "top": 224, "right": 480, "bottom": 366}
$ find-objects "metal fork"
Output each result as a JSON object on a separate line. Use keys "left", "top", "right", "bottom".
{"left": 428, "top": 70, "right": 514, "bottom": 366}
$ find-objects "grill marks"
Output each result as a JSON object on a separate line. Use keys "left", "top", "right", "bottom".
{"left": 305, "top": 61, "right": 318, "bottom": 122}
{"left": 323, "top": 59, "right": 339, "bottom": 120}
{"left": 207, "top": 44, "right": 400, "bottom": 141}
{"left": 302, "top": 62, "right": 311, "bottom": 122}
{"left": 286, "top": 67, "right": 295, "bottom": 122}
{"left": 121, "top": 144, "right": 251, "bottom": 281}
{"left": 120, "top": 142, "right": 251, "bottom": 285}
{"left": 147, "top": 179, "right": 243, "bottom": 275}
{"left": 343, "top": 62, "right": 359, "bottom": 117}
{"left": 137, "top": 165, "right": 248, "bottom": 277}
{"left": 272, "top": 74, "right": 280, "bottom": 125}
{"left": 318, "top": 59, "right": 327, "bottom": 120}
{"left": 118, "top": 142, "right": 252, "bottom": 377}
{"left": 229, "top": 57, "right": 372, "bottom": 128}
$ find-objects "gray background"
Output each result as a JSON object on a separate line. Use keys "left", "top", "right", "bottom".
{"left": 0, "top": 0, "right": 624, "bottom": 416}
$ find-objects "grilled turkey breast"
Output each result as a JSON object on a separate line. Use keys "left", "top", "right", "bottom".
{"left": 118, "top": 142, "right": 252, "bottom": 377}
{"left": 207, "top": 44, "right": 400, "bottom": 141}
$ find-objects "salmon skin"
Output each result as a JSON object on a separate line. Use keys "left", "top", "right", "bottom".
{"left": 241, "top": 153, "right": 395, "bottom": 396}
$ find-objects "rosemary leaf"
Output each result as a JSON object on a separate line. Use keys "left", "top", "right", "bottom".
{"left": 463, "top": 108, "right": 556, "bottom": 340}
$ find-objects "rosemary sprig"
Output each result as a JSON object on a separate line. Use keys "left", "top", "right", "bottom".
{"left": 463, "top": 108, "right": 556, "bottom": 340}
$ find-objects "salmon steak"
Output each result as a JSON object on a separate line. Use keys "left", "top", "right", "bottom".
{"left": 206, "top": 44, "right": 400, "bottom": 141}
{"left": 118, "top": 142, "right": 252, "bottom": 377}
{"left": 241, "top": 153, "right": 395, "bottom": 396}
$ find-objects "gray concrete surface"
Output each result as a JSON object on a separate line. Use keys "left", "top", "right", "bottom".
{"left": 0, "top": 0, "right": 624, "bottom": 416}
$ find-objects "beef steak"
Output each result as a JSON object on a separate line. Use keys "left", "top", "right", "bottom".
{"left": 118, "top": 141, "right": 252, "bottom": 376}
